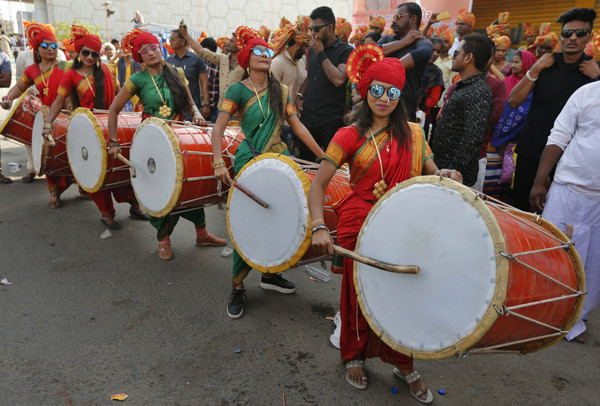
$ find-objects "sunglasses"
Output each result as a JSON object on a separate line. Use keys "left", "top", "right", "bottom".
{"left": 40, "top": 42, "right": 57, "bottom": 50}
{"left": 560, "top": 29, "right": 591, "bottom": 39}
{"left": 139, "top": 44, "right": 161, "bottom": 55}
{"left": 81, "top": 49, "right": 100, "bottom": 58}
{"left": 453, "top": 50, "right": 460, "bottom": 58}
{"left": 310, "top": 23, "right": 330, "bottom": 33}
{"left": 251, "top": 47, "right": 274, "bottom": 58}
{"left": 369, "top": 84, "right": 402, "bottom": 101}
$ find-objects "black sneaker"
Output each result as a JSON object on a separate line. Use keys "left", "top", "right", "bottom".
{"left": 227, "top": 288, "right": 246, "bottom": 319}
{"left": 260, "top": 273, "right": 296, "bottom": 294}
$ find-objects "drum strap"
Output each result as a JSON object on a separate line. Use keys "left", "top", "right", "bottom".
{"left": 244, "top": 138, "right": 262, "bottom": 158}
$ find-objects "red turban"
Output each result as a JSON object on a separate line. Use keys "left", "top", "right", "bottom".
{"left": 25, "top": 23, "right": 57, "bottom": 51}
{"left": 122, "top": 28, "right": 160, "bottom": 63}
{"left": 347, "top": 45, "right": 405, "bottom": 99}
{"left": 238, "top": 37, "right": 271, "bottom": 70}
{"left": 70, "top": 25, "right": 102, "bottom": 53}
{"left": 235, "top": 26, "right": 271, "bottom": 70}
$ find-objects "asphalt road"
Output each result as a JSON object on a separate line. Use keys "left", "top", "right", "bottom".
{"left": 1, "top": 90, "right": 599, "bottom": 406}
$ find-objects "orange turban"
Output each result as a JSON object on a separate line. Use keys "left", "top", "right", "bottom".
{"left": 369, "top": 15, "right": 386, "bottom": 31}
{"left": 493, "top": 35, "right": 511, "bottom": 50}
{"left": 336, "top": 17, "right": 352, "bottom": 39}
{"left": 259, "top": 25, "right": 271, "bottom": 42}
{"left": 217, "top": 37, "right": 229, "bottom": 52}
{"left": 434, "top": 24, "right": 455, "bottom": 42}
{"left": 486, "top": 12, "right": 510, "bottom": 39}
{"left": 533, "top": 23, "right": 559, "bottom": 51}
{"left": 523, "top": 23, "right": 538, "bottom": 37}
{"left": 457, "top": 8, "right": 476, "bottom": 27}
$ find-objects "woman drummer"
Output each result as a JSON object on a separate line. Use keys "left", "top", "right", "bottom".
{"left": 1, "top": 24, "right": 74, "bottom": 204}
{"left": 107, "top": 29, "right": 225, "bottom": 260}
{"left": 41, "top": 25, "right": 147, "bottom": 229}
{"left": 308, "top": 45, "right": 462, "bottom": 404}
{"left": 211, "top": 26, "right": 325, "bottom": 319}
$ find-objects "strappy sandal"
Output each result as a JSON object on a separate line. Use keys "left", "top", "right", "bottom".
{"left": 0, "top": 172, "right": 13, "bottom": 184}
{"left": 393, "top": 368, "right": 433, "bottom": 404}
{"left": 345, "top": 360, "right": 368, "bottom": 390}
{"left": 21, "top": 172, "right": 36, "bottom": 183}
{"left": 49, "top": 193, "right": 61, "bottom": 209}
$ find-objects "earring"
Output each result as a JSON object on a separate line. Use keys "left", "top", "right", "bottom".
{"left": 77, "top": 56, "right": 81, "bottom": 63}
{"left": 162, "top": 59, "right": 165, "bottom": 66}
{"left": 96, "top": 61, "right": 100, "bottom": 68}
{"left": 141, "top": 62, "right": 146, "bottom": 71}
{"left": 246, "top": 67, "right": 250, "bottom": 75}
{"left": 268, "top": 70, "right": 272, "bottom": 78}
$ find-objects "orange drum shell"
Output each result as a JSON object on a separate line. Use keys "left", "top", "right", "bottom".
{"left": 173, "top": 125, "right": 244, "bottom": 209}
{"left": 41, "top": 113, "right": 72, "bottom": 176}
{"left": 92, "top": 113, "right": 142, "bottom": 190}
{"left": 475, "top": 208, "right": 583, "bottom": 353}
{"left": 0, "top": 93, "right": 42, "bottom": 146}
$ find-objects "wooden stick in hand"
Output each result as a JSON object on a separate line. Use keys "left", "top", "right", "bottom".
{"left": 230, "top": 180, "right": 269, "bottom": 208}
{"left": 333, "top": 245, "right": 420, "bottom": 274}
{"left": 117, "top": 153, "right": 136, "bottom": 178}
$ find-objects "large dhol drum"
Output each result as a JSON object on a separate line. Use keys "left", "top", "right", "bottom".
{"left": 354, "top": 176, "right": 585, "bottom": 359}
{"left": 31, "top": 110, "right": 71, "bottom": 176}
{"left": 0, "top": 93, "right": 42, "bottom": 146}
{"left": 67, "top": 108, "right": 142, "bottom": 192}
{"left": 129, "top": 117, "right": 245, "bottom": 217}
{"left": 227, "top": 153, "right": 351, "bottom": 273}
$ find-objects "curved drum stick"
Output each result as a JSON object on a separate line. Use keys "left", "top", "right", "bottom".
{"left": 333, "top": 245, "right": 420, "bottom": 274}
{"left": 230, "top": 180, "right": 269, "bottom": 208}
{"left": 45, "top": 134, "right": 56, "bottom": 147}
{"left": 117, "top": 153, "right": 137, "bottom": 178}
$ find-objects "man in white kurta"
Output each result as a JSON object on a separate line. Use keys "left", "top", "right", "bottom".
{"left": 530, "top": 80, "right": 600, "bottom": 343}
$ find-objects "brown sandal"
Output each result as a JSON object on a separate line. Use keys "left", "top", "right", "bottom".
{"left": 49, "top": 193, "right": 61, "bottom": 209}
{"left": 0, "top": 172, "right": 13, "bottom": 184}
{"left": 22, "top": 172, "right": 36, "bottom": 183}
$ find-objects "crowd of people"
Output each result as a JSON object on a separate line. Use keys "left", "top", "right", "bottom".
{"left": 0, "top": 4, "right": 598, "bottom": 404}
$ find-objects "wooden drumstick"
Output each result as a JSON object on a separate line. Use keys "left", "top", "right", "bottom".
{"left": 117, "top": 153, "right": 137, "bottom": 178}
{"left": 45, "top": 134, "right": 56, "bottom": 147}
{"left": 230, "top": 180, "right": 269, "bottom": 208}
{"left": 333, "top": 245, "right": 420, "bottom": 274}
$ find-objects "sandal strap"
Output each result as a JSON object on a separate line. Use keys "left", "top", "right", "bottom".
{"left": 404, "top": 370, "right": 421, "bottom": 384}
{"left": 345, "top": 360, "right": 364, "bottom": 369}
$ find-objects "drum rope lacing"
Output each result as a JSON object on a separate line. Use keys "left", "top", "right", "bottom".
{"left": 455, "top": 191, "right": 586, "bottom": 357}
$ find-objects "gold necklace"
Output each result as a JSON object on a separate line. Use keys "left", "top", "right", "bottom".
{"left": 148, "top": 70, "right": 171, "bottom": 118}
{"left": 247, "top": 77, "right": 269, "bottom": 127}
{"left": 39, "top": 62, "right": 56, "bottom": 96}
{"left": 369, "top": 129, "right": 389, "bottom": 201}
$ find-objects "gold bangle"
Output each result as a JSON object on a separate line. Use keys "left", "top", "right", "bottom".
{"left": 43, "top": 123, "right": 53, "bottom": 129}
{"left": 212, "top": 159, "right": 225, "bottom": 168}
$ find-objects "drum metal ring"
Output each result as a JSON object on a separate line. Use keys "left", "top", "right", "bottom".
{"left": 147, "top": 157, "right": 156, "bottom": 174}
{"left": 81, "top": 146, "right": 88, "bottom": 161}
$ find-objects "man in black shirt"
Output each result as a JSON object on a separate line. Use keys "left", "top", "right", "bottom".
{"left": 431, "top": 34, "right": 494, "bottom": 187}
{"left": 297, "top": 6, "right": 353, "bottom": 162}
{"left": 377, "top": 2, "right": 433, "bottom": 121}
{"left": 508, "top": 7, "right": 599, "bottom": 211}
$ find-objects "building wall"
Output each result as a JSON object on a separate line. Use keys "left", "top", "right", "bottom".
{"left": 471, "top": 0, "right": 600, "bottom": 47}
{"left": 43, "top": 0, "right": 353, "bottom": 41}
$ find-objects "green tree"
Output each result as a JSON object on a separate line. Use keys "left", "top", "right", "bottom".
{"left": 55, "top": 19, "right": 102, "bottom": 41}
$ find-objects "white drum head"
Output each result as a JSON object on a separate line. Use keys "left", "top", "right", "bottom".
{"left": 67, "top": 108, "right": 105, "bottom": 192}
{"left": 227, "top": 154, "right": 311, "bottom": 273}
{"left": 31, "top": 111, "right": 45, "bottom": 174}
{"left": 355, "top": 177, "right": 507, "bottom": 359}
{"left": 130, "top": 118, "right": 180, "bottom": 217}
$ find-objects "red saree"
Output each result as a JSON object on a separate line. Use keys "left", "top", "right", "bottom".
{"left": 58, "top": 63, "right": 116, "bottom": 109}
{"left": 323, "top": 122, "right": 433, "bottom": 368}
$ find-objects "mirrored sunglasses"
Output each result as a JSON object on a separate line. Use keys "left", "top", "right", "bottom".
{"left": 40, "top": 42, "right": 58, "bottom": 49}
{"left": 251, "top": 47, "right": 274, "bottom": 58}
{"left": 369, "top": 84, "right": 402, "bottom": 101}
{"left": 560, "top": 29, "right": 591, "bottom": 39}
